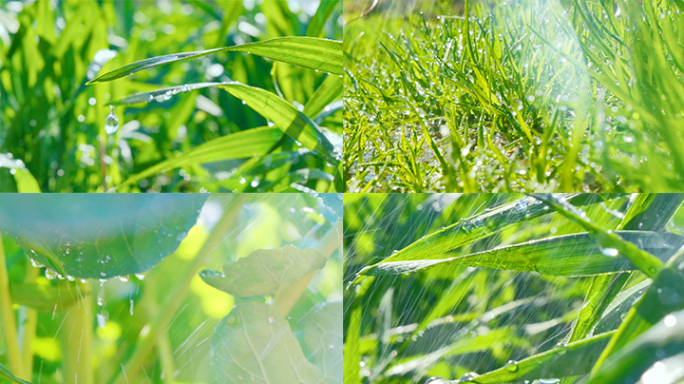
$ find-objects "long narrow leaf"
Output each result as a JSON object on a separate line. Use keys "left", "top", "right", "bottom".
{"left": 119, "top": 127, "right": 283, "bottom": 188}
{"left": 109, "top": 82, "right": 340, "bottom": 164}
{"left": 87, "top": 36, "right": 342, "bottom": 84}
{"left": 360, "top": 231, "right": 684, "bottom": 277}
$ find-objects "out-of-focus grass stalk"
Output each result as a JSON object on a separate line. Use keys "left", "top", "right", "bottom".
{"left": 0, "top": 236, "right": 27, "bottom": 380}
{"left": 109, "top": 195, "right": 250, "bottom": 384}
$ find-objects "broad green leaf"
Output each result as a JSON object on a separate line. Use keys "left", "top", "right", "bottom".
{"left": 531, "top": 193, "right": 665, "bottom": 279}
{"left": 109, "top": 82, "right": 341, "bottom": 164}
{"left": 200, "top": 246, "right": 327, "bottom": 297}
{"left": 450, "top": 331, "right": 615, "bottom": 384}
{"left": 211, "top": 302, "right": 324, "bottom": 384}
{"left": 119, "top": 126, "right": 283, "bottom": 188}
{"left": 10, "top": 282, "right": 78, "bottom": 312}
{"left": 0, "top": 363, "right": 31, "bottom": 384}
{"left": 0, "top": 194, "right": 206, "bottom": 279}
{"left": 587, "top": 308, "right": 684, "bottom": 384}
{"left": 356, "top": 194, "right": 623, "bottom": 279}
{"left": 360, "top": 231, "right": 684, "bottom": 277}
{"left": 87, "top": 36, "right": 342, "bottom": 84}
{"left": 300, "top": 301, "right": 343, "bottom": 384}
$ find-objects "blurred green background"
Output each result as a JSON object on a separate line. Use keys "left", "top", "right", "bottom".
{"left": 0, "top": 193, "right": 342, "bottom": 384}
{"left": 0, "top": 0, "right": 342, "bottom": 192}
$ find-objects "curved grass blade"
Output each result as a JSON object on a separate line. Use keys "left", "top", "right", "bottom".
{"left": 530, "top": 193, "right": 665, "bottom": 279}
{"left": 0, "top": 153, "right": 41, "bottom": 193}
{"left": 118, "top": 126, "right": 282, "bottom": 188}
{"left": 591, "top": 245, "right": 684, "bottom": 374}
{"left": 444, "top": 331, "right": 615, "bottom": 384}
{"left": 593, "top": 279, "right": 650, "bottom": 335}
{"left": 587, "top": 308, "right": 684, "bottom": 384}
{"left": 355, "top": 194, "right": 624, "bottom": 279}
{"left": 87, "top": 36, "right": 342, "bottom": 84}
{"left": 566, "top": 194, "right": 684, "bottom": 344}
{"left": 0, "top": 363, "right": 31, "bottom": 384}
{"left": 361, "top": 231, "right": 684, "bottom": 277}
{"left": 109, "top": 82, "right": 340, "bottom": 164}
{"left": 303, "top": 74, "right": 343, "bottom": 119}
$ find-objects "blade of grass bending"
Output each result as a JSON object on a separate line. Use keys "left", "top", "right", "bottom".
{"left": 0, "top": 363, "right": 31, "bottom": 384}
{"left": 302, "top": 74, "right": 343, "bottom": 119}
{"left": 355, "top": 194, "right": 623, "bottom": 279}
{"left": 87, "top": 36, "right": 342, "bottom": 84}
{"left": 343, "top": 307, "right": 362, "bottom": 384}
{"left": 567, "top": 194, "right": 684, "bottom": 344}
{"left": 362, "top": 231, "right": 684, "bottom": 277}
{"left": 590, "top": 243, "right": 684, "bottom": 375}
{"left": 587, "top": 308, "right": 684, "bottom": 384}
{"left": 110, "top": 82, "right": 340, "bottom": 164}
{"left": 445, "top": 332, "right": 616, "bottom": 384}
{"left": 118, "top": 127, "right": 283, "bottom": 189}
{"left": 530, "top": 194, "right": 665, "bottom": 279}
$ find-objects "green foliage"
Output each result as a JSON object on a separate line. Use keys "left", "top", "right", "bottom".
{"left": 344, "top": 193, "right": 684, "bottom": 383}
{"left": 0, "top": 0, "right": 342, "bottom": 192}
{"left": 0, "top": 194, "right": 342, "bottom": 384}
{"left": 344, "top": 0, "right": 684, "bottom": 192}
{"left": 0, "top": 194, "right": 206, "bottom": 279}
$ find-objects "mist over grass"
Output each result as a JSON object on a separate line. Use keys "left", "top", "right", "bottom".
{"left": 344, "top": 0, "right": 684, "bottom": 192}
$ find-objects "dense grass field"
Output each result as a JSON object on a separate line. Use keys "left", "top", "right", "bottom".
{"left": 0, "top": 0, "right": 342, "bottom": 193}
{"left": 344, "top": 193, "right": 684, "bottom": 383}
{"left": 344, "top": 0, "right": 684, "bottom": 192}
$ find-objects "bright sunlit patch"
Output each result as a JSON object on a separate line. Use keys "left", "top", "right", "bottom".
{"left": 33, "top": 337, "right": 62, "bottom": 362}
{"left": 191, "top": 275, "right": 234, "bottom": 319}
{"left": 96, "top": 320, "right": 122, "bottom": 342}
{"left": 175, "top": 224, "right": 209, "bottom": 260}
{"left": 641, "top": 361, "right": 668, "bottom": 384}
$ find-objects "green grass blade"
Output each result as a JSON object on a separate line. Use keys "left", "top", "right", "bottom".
{"left": 109, "top": 82, "right": 340, "bottom": 164}
{"left": 451, "top": 332, "right": 615, "bottom": 384}
{"left": 567, "top": 194, "right": 684, "bottom": 344}
{"left": 0, "top": 363, "right": 31, "bottom": 384}
{"left": 587, "top": 308, "right": 684, "bottom": 384}
{"left": 303, "top": 74, "right": 343, "bottom": 119}
{"left": 343, "top": 307, "right": 362, "bottom": 384}
{"left": 360, "top": 231, "right": 684, "bottom": 277}
{"left": 530, "top": 194, "right": 665, "bottom": 279}
{"left": 118, "top": 127, "right": 283, "bottom": 189}
{"left": 355, "top": 194, "right": 622, "bottom": 278}
{"left": 591, "top": 246, "right": 684, "bottom": 374}
{"left": 87, "top": 36, "right": 343, "bottom": 84}
{"left": 306, "top": 0, "right": 338, "bottom": 37}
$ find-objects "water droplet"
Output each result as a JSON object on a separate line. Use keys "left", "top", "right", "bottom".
{"left": 664, "top": 314, "right": 677, "bottom": 327}
{"left": 458, "top": 372, "right": 480, "bottom": 382}
{"left": 104, "top": 106, "right": 119, "bottom": 134}
{"left": 426, "top": 377, "right": 446, "bottom": 384}
{"left": 163, "top": 91, "right": 172, "bottom": 101}
{"left": 45, "top": 269, "right": 57, "bottom": 280}
{"left": 118, "top": 275, "right": 129, "bottom": 282}
{"left": 505, "top": 360, "right": 519, "bottom": 372}
{"left": 601, "top": 248, "right": 619, "bottom": 257}
{"left": 30, "top": 259, "right": 44, "bottom": 268}
{"left": 130, "top": 299, "right": 135, "bottom": 316}
{"left": 328, "top": 342, "right": 335, "bottom": 349}
{"left": 135, "top": 273, "right": 146, "bottom": 280}
{"left": 97, "top": 313, "right": 107, "bottom": 328}
{"left": 268, "top": 315, "right": 276, "bottom": 323}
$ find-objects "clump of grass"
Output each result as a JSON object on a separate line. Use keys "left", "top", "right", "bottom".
{"left": 344, "top": 0, "right": 684, "bottom": 192}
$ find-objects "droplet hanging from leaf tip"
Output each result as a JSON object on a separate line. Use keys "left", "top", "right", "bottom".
{"left": 105, "top": 105, "right": 119, "bottom": 134}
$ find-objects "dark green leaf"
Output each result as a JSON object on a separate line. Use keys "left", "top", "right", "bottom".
{"left": 0, "top": 194, "right": 206, "bottom": 279}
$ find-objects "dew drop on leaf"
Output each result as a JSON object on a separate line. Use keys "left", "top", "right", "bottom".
{"left": 45, "top": 268, "right": 57, "bottom": 280}
{"left": 104, "top": 105, "right": 119, "bottom": 134}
